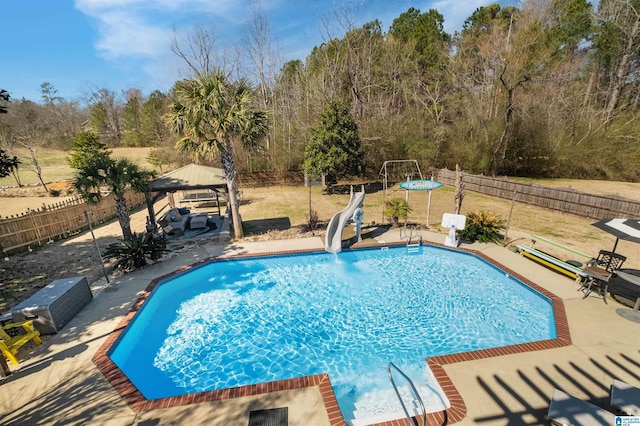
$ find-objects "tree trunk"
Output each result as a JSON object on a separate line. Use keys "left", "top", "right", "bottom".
{"left": 11, "top": 169, "right": 22, "bottom": 187}
{"left": 27, "top": 146, "right": 49, "bottom": 192}
{"left": 491, "top": 73, "right": 529, "bottom": 176}
{"left": 221, "top": 144, "right": 244, "bottom": 239}
{"left": 115, "top": 196, "right": 132, "bottom": 239}
{"left": 37, "top": 173, "right": 49, "bottom": 193}
{"left": 454, "top": 164, "right": 465, "bottom": 215}
{"left": 582, "top": 68, "right": 597, "bottom": 108}
{"left": 605, "top": 13, "right": 640, "bottom": 122}
{"left": 226, "top": 180, "right": 243, "bottom": 238}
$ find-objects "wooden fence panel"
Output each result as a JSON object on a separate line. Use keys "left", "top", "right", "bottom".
{"left": 434, "top": 169, "right": 640, "bottom": 219}
{"left": 0, "top": 191, "right": 146, "bottom": 255}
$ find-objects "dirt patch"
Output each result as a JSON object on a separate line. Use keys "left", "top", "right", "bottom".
{"left": 0, "top": 198, "right": 169, "bottom": 313}
{"left": 0, "top": 180, "right": 74, "bottom": 196}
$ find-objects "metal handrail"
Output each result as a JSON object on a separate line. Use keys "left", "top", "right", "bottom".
{"left": 407, "top": 235, "right": 422, "bottom": 246}
{"left": 401, "top": 226, "right": 422, "bottom": 250}
{"left": 388, "top": 362, "right": 427, "bottom": 426}
{"left": 400, "top": 226, "right": 410, "bottom": 240}
{"left": 401, "top": 226, "right": 421, "bottom": 242}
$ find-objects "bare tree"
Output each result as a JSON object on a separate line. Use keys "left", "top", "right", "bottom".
{"left": 171, "top": 23, "right": 240, "bottom": 79}
{"left": 10, "top": 100, "right": 50, "bottom": 191}
{"left": 242, "top": 0, "right": 281, "bottom": 108}
{"left": 241, "top": 0, "right": 283, "bottom": 153}
{"left": 598, "top": 0, "right": 640, "bottom": 122}
{"left": 39, "top": 82, "right": 85, "bottom": 149}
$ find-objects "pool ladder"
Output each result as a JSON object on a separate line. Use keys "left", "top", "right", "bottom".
{"left": 401, "top": 226, "right": 422, "bottom": 253}
{"left": 388, "top": 362, "right": 427, "bottom": 426}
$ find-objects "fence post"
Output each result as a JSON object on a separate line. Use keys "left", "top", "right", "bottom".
{"left": 29, "top": 210, "right": 42, "bottom": 247}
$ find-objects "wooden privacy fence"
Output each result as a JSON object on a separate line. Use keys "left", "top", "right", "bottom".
{"left": 0, "top": 191, "right": 146, "bottom": 255}
{"left": 434, "top": 168, "right": 640, "bottom": 219}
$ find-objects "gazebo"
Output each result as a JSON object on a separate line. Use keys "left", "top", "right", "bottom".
{"left": 146, "top": 164, "right": 228, "bottom": 228}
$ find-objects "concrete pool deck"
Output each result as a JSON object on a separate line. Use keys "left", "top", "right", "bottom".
{"left": 1, "top": 229, "right": 639, "bottom": 426}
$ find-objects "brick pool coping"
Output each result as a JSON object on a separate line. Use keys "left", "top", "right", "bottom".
{"left": 92, "top": 241, "right": 571, "bottom": 425}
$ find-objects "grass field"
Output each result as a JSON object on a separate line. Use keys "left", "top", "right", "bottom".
{"left": 236, "top": 183, "right": 640, "bottom": 269}
{"left": 0, "top": 147, "right": 154, "bottom": 187}
{"left": 1, "top": 146, "right": 639, "bottom": 267}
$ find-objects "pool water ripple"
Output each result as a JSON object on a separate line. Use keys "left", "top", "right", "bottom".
{"left": 110, "top": 245, "right": 555, "bottom": 424}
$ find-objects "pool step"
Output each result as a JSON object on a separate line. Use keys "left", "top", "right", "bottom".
{"left": 349, "top": 383, "right": 422, "bottom": 426}
{"left": 351, "top": 410, "right": 408, "bottom": 426}
{"left": 406, "top": 243, "right": 421, "bottom": 253}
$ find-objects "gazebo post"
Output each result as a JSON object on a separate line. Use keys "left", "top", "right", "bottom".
{"left": 145, "top": 191, "right": 157, "bottom": 229}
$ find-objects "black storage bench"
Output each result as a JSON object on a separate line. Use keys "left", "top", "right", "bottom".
{"left": 10, "top": 276, "right": 93, "bottom": 334}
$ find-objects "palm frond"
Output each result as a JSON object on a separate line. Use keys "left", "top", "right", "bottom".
{"left": 167, "top": 68, "right": 268, "bottom": 161}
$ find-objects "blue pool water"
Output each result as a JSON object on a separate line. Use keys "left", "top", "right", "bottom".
{"left": 109, "top": 245, "right": 555, "bottom": 423}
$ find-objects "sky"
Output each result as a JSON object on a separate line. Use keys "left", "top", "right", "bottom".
{"left": 1, "top": 0, "right": 518, "bottom": 103}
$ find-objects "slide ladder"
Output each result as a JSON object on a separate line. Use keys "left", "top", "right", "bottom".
{"left": 388, "top": 362, "right": 428, "bottom": 426}
{"left": 325, "top": 185, "right": 366, "bottom": 253}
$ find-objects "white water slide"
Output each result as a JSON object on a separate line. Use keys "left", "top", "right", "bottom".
{"left": 325, "top": 186, "right": 366, "bottom": 253}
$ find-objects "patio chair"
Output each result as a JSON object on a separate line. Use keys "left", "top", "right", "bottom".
{"left": 610, "top": 379, "right": 640, "bottom": 416}
{"left": 0, "top": 319, "right": 42, "bottom": 365}
{"left": 579, "top": 250, "right": 626, "bottom": 303}
{"left": 547, "top": 389, "right": 615, "bottom": 426}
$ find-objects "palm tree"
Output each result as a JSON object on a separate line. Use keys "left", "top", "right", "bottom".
{"left": 384, "top": 198, "right": 412, "bottom": 227}
{"left": 74, "top": 156, "right": 155, "bottom": 239}
{"left": 166, "top": 69, "right": 268, "bottom": 239}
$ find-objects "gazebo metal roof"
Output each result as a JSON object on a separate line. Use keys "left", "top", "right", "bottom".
{"left": 149, "top": 164, "right": 227, "bottom": 192}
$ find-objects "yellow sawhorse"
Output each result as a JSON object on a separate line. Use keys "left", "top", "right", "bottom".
{"left": 0, "top": 319, "right": 42, "bottom": 365}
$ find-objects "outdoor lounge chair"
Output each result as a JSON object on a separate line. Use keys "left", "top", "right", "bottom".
{"left": 547, "top": 389, "right": 615, "bottom": 426}
{"left": 610, "top": 379, "right": 640, "bottom": 416}
{"left": 579, "top": 250, "right": 626, "bottom": 303}
{"left": 159, "top": 208, "right": 190, "bottom": 236}
{"left": 0, "top": 319, "right": 42, "bottom": 365}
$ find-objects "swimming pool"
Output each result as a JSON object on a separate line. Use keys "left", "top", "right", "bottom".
{"left": 108, "top": 245, "right": 556, "bottom": 424}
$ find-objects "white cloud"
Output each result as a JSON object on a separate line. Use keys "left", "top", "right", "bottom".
{"left": 93, "top": 11, "right": 173, "bottom": 59}
{"left": 74, "top": 0, "right": 244, "bottom": 60}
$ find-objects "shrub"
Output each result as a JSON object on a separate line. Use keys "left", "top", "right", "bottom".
{"left": 306, "top": 209, "right": 319, "bottom": 233}
{"left": 384, "top": 198, "right": 412, "bottom": 227}
{"left": 458, "top": 210, "right": 505, "bottom": 243}
{"left": 103, "top": 232, "right": 168, "bottom": 272}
